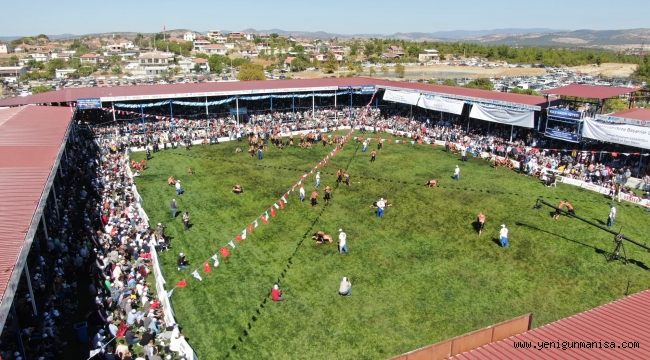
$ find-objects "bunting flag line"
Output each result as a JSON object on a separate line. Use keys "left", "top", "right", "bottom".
{"left": 247, "top": 223, "right": 254, "bottom": 235}
{"left": 203, "top": 262, "right": 212, "bottom": 273}
{"left": 262, "top": 212, "right": 269, "bottom": 224}
{"left": 192, "top": 270, "right": 203, "bottom": 282}
{"left": 228, "top": 240, "right": 236, "bottom": 249}
{"left": 241, "top": 229, "right": 247, "bottom": 240}
{"left": 253, "top": 219, "right": 259, "bottom": 228}
{"left": 270, "top": 206, "right": 277, "bottom": 218}
{"left": 176, "top": 279, "right": 187, "bottom": 288}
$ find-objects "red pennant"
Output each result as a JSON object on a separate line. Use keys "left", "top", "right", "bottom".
{"left": 220, "top": 247, "right": 230, "bottom": 257}
{"left": 270, "top": 207, "right": 277, "bottom": 218}
{"left": 176, "top": 279, "right": 187, "bottom": 288}
{"left": 203, "top": 262, "right": 212, "bottom": 273}
{"left": 247, "top": 223, "right": 254, "bottom": 234}
{"left": 279, "top": 199, "right": 285, "bottom": 209}
{"left": 261, "top": 216, "right": 269, "bottom": 225}
{"left": 235, "top": 234, "right": 242, "bottom": 241}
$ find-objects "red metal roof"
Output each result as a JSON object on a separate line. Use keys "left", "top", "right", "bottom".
{"left": 0, "top": 77, "right": 546, "bottom": 108}
{"left": 453, "top": 289, "right": 650, "bottom": 359}
{"left": 0, "top": 105, "right": 72, "bottom": 328}
{"left": 609, "top": 108, "right": 650, "bottom": 122}
{"left": 542, "top": 84, "right": 638, "bottom": 100}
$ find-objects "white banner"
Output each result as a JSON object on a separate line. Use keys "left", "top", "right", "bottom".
{"left": 582, "top": 118, "right": 650, "bottom": 150}
{"left": 469, "top": 104, "right": 534, "bottom": 128}
{"left": 419, "top": 95, "right": 465, "bottom": 115}
{"left": 382, "top": 89, "right": 421, "bottom": 106}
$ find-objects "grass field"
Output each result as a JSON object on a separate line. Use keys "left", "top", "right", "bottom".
{"left": 131, "top": 133, "right": 650, "bottom": 360}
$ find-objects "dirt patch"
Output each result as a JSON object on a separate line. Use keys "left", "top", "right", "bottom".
{"left": 569, "top": 63, "right": 638, "bottom": 78}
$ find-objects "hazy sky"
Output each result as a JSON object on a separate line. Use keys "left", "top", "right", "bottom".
{"left": 2, "top": 0, "right": 649, "bottom": 36}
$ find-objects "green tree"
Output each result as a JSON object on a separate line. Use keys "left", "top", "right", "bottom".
{"left": 45, "top": 58, "right": 66, "bottom": 77}
{"left": 604, "top": 98, "right": 628, "bottom": 112}
{"left": 509, "top": 87, "right": 540, "bottom": 95}
{"left": 290, "top": 56, "right": 310, "bottom": 72}
{"left": 369, "top": 67, "right": 376, "bottom": 76}
{"left": 111, "top": 66, "right": 122, "bottom": 75}
{"left": 394, "top": 63, "right": 405, "bottom": 78}
{"left": 208, "top": 54, "right": 228, "bottom": 74}
{"left": 442, "top": 79, "right": 458, "bottom": 86}
{"left": 322, "top": 53, "right": 339, "bottom": 74}
{"left": 237, "top": 63, "right": 265, "bottom": 81}
{"left": 465, "top": 78, "right": 493, "bottom": 91}
{"left": 31, "top": 85, "right": 52, "bottom": 94}
{"left": 380, "top": 65, "right": 388, "bottom": 74}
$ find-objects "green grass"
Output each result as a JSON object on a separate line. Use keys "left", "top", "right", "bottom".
{"left": 131, "top": 134, "right": 650, "bottom": 360}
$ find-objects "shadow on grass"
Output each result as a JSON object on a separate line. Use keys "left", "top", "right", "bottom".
{"left": 515, "top": 222, "right": 649, "bottom": 271}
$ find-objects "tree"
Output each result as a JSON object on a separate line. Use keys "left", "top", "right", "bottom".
{"left": 45, "top": 59, "right": 66, "bottom": 77}
{"left": 509, "top": 87, "right": 540, "bottom": 95}
{"left": 605, "top": 98, "right": 629, "bottom": 112}
{"left": 208, "top": 54, "right": 228, "bottom": 74}
{"left": 322, "top": 53, "right": 338, "bottom": 74}
{"left": 111, "top": 66, "right": 122, "bottom": 75}
{"left": 595, "top": 56, "right": 602, "bottom": 67}
{"left": 394, "top": 63, "right": 405, "bottom": 78}
{"left": 31, "top": 85, "right": 52, "bottom": 94}
{"left": 237, "top": 63, "right": 265, "bottom": 81}
{"left": 369, "top": 67, "right": 376, "bottom": 76}
{"left": 465, "top": 78, "right": 493, "bottom": 91}
{"left": 290, "top": 56, "right": 310, "bottom": 72}
{"left": 442, "top": 79, "right": 458, "bottom": 86}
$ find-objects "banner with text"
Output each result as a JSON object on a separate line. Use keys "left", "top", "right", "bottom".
{"left": 419, "top": 95, "right": 465, "bottom": 115}
{"left": 382, "top": 89, "right": 421, "bottom": 106}
{"left": 469, "top": 104, "right": 534, "bottom": 128}
{"left": 582, "top": 118, "right": 650, "bottom": 150}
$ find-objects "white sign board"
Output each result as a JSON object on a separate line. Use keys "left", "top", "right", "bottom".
{"left": 382, "top": 89, "right": 421, "bottom": 106}
{"left": 582, "top": 118, "right": 650, "bottom": 150}
{"left": 419, "top": 95, "right": 465, "bottom": 115}
{"left": 469, "top": 104, "right": 534, "bottom": 128}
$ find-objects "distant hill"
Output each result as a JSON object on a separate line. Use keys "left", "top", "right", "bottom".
{"left": 474, "top": 28, "right": 650, "bottom": 47}
{"left": 2, "top": 28, "right": 650, "bottom": 49}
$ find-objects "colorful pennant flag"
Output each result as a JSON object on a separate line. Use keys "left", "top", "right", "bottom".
{"left": 228, "top": 240, "right": 236, "bottom": 249}
{"left": 270, "top": 206, "right": 277, "bottom": 217}
{"left": 211, "top": 254, "right": 220, "bottom": 268}
{"left": 220, "top": 246, "right": 230, "bottom": 257}
{"left": 241, "top": 229, "right": 247, "bottom": 240}
{"left": 176, "top": 279, "right": 187, "bottom": 288}
{"left": 192, "top": 270, "right": 203, "bottom": 281}
{"left": 203, "top": 262, "right": 212, "bottom": 273}
{"left": 262, "top": 212, "right": 269, "bottom": 224}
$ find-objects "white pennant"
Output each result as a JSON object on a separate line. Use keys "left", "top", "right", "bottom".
{"left": 211, "top": 254, "right": 220, "bottom": 268}
{"left": 228, "top": 240, "right": 236, "bottom": 248}
{"left": 192, "top": 270, "right": 203, "bottom": 281}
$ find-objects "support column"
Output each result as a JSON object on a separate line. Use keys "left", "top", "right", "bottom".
{"left": 510, "top": 125, "right": 514, "bottom": 142}
{"left": 204, "top": 96, "right": 209, "bottom": 118}
{"left": 312, "top": 91, "right": 315, "bottom": 118}
{"left": 111, "top": 102, "right": 116, "bottom": 123}
{"left": 334, "top": 91, "right": 338, "bottom": 121}
{"left": 24, "top": 265, "right": 37, "bottom": 316}
{"left": 235, "top": 97, "right": 240, "bottom": 126}
{"left": 270, "top": 96, "right": 273, "bottom": 112}
{"left": 292, "top": 95, "right": 295, "bottom": 121}
{"left": 41, "top": 215, "right": 48, "bottom": 239}
{"left": 51, "top": 184, "right": 60, "bottom": 220}
{"left": 349, "top": 88, "right": 352, "bottom": 119}
{"left": 169, "top": 101, "right": 173, "bottom": 120}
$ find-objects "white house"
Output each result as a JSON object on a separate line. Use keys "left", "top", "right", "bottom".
{"left": 203, "top": 44, "right": 227, "bottom": 56}
{"left": 0, "top": 43, "right": 8, "bottom": 54}
{"left": 138, "top": 51, "right": 174, "bottom": 65}
{"left": 194, "top": 57, "right": 209, "bottom": 72}
{"left": 183, "top": 32, "right": 196, "bottom": 42}
{"left": 80, "top": 53, "right": 100, "bottom": 64}
{"left": 31, "top": 53, "right": 49, "bottom": 62}
{"left": 55, "top": 68, "right": 76, "bottom": 79}
{"left": 418, "top": 49, "right": 440, "bottom": 63}
{"left": 206, "top": 30, "right": 223, "bottom": 41}
{"left": 193, "top": 40, "right": 211, "bottom": 53}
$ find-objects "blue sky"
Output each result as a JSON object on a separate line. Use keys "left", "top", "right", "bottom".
{"left": 2, "top": 0, "right": 649, "bottom": 36}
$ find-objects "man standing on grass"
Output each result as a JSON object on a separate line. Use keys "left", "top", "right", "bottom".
{"left": 182, "top": 211, "right": 190, "bottom": 230}
{"left": 324, "top": 185, "right": 332, "bottom": 205}
{"left": 315, "top": 171, "right": 321, "bottom": 188}
{"left": 607, "top": 204, "right": 617, "bottom": 228}
{"left": 170, "top": 199, "right": 177, "bottom": 219}
{"left": 461, "top": 146, "right": 467, "bottom": 162}
{"left": 299, "top": 185, "right": 305, "bottom": 202}
{"left": 453, "top": 165, "right": 460, "bottom": 181}
{"left": 338, "top": 229, "right": 348, "bottom": 253}
{"left": 310, "top": 190, "right": 319, "bottom": 207}
{"left": 370, "top": 150, "right": 377, "bottom": 162}
{"left": 376, "top": 198, "right": 386, "bottom": 218}
{"left": 499, "top": 224, "right": 509, "bottom": 248}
